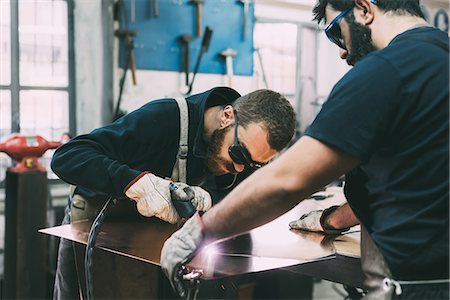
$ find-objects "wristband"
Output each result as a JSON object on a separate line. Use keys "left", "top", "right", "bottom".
{"left": 320, "top": 205, "right": 351, "bottom": 234}
{"left": 123, "top": 171, "right": 152, "bottom": 194}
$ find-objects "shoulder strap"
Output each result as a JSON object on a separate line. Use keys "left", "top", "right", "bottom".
{"left": 171, "top": 97, "right": 189, "bottom": 183}
{"left": 393, "top": 32, "right": 449, "bottom": 52}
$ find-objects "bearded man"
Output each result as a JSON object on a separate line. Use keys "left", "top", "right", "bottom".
{"left": 51, "top": 87, "right": 296, "bottom": 299}
{"left": 161, "top": 1, "right": 449, "bottom": 299}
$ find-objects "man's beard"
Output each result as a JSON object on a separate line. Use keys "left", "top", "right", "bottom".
{"left": 346, "top": 20, "right": 376, "bottom": 66}
{"left": 206, "top": 125, "right": 236, "bottom": 176}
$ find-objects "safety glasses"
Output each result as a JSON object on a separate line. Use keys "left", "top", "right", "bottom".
{"left": 228, "top": 110, "right": 264, "bottom": 170}
{"left": 324, "top": 7, "right": 352, "bottom": 49}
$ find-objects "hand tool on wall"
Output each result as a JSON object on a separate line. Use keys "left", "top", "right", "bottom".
{"left": 153, "top": 0, "right": 159, "bottom": 17}
{"left": 179, "top": 34, "right": 193, "bottom": 86}
{"left": 146, "top": 0, "right": 159, "bottom": 18}
{"left": 116, "top": 29, "right": 137, "bottom": 85}
{"left": 128, "top": 38, "right": 137, "bottom": 85}
{"left": 220, "top": 48, "right": 237, "bottom": 87}
{"left": 238, "top": 0, "right": 252, "bottom": 41}
{"left": 255, "top": 48, "right": 269, "bottom": 88}
{"left": 191, "top": 0, "right": 204, "bottom": 37}
{"left": 185, "top": 26, "right": 213, "bottom": 95}
{"left": 130, "top": 0, "right": 135, "bottom": 22}
{"left": 114, "top": 29, "right": 137, "bottom": 120}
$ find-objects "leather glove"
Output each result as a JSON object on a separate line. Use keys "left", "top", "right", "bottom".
{"left": 124, "top": 172, "right": 213, "bottom": 224}
{"left": 125, "top": 172, "right": 180, "bottom": 224}
{"left": 160, "top": 212, "right": 205, "bottom": 297}
{"left": 289, "top": 206, "right": 350, "bottom": 235}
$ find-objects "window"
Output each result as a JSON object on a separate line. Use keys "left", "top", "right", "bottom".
{"left": 253, "top": 21, "right": 322, "bottom": 138}
{"left": 0, "top": 0, "right": 74, "bottom": 185}
{"left": 253, "top": 22, "right": 298, "bottom": 104}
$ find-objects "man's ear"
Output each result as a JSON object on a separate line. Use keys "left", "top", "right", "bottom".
{"left": 354, "top": 0, "right": 375, "bottom": 25}
{"left": 220, "top": 105, "right": 234, "bottom": 128}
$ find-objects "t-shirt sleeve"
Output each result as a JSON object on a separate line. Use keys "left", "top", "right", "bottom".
{"left": 305, "top": 54, "right": 402, "bottom": 163}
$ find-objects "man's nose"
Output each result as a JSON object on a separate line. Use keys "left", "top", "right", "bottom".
{"left": 233, "top": 162, "right": 245, "bottom": 173}
{"left": 339, "top": 48, "right": 348, "bottom": 60}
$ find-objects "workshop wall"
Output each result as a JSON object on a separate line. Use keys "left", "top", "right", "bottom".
{"left": 114, "top": 0, "right": 260, "bottom": 120}
{"left": 74, "top": 0, "right": 260, "bottom": 134}
{"left": 73, "top": 0, "right": 344, "bottom": 134}
{"left": 114, "top": 0, "right": 324, "bottom": 122}
{"left": 117, "top": 0, "right": 254, "bottom": 75}
{"left": 422, "top": 0, "right": 450, "bottom": 33}
{"left": 74, "top": 0, "right": 321, "bottom": 134}
{"left": 73, "top": 0, "right": 105, "bottom": 132}
{"left": 72, "top": 0, "right": 449, "bottom": 135}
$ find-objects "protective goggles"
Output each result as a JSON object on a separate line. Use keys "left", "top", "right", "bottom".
{"left": 324, "top": 7, "right": 352, "bottom": 49}
{"left": 228, "top": 110, "right": 264, "bottom": 170}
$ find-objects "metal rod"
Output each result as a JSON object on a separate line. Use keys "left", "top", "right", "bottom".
{"left": 10, "top": 0, "right": 20, "bottom": 133}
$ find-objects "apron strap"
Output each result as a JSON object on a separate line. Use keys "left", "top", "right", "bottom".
{"left": 171, "top": 97, "right": 189, "bottom": 183}
{"left": 360, "top": 225, "right": 394, "bottom": 299}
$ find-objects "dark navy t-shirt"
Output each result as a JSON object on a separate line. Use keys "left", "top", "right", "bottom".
{"left": 305, "top": 27, "right": 449, "bottom": 279}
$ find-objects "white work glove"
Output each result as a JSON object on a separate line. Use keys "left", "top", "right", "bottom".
{"left": 125, "top": 172, "right": 179, "bottom": 223}
{"left": 289, "top": 206, "right": 349, "bottom": 235}
{"left": 124, "top": 172, "right": 212, "bottom": 224}
{"left": 161, "top": 212, "right": 205, "bottom": 297}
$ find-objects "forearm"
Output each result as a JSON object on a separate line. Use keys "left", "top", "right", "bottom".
{"left": 202, "top": 165, "right": 301, "bottom": 241}
{"left": 325, "top": 203, "right": 360, "bottom": 230}
{"left": 202, "top": 136, "right": 360, "bottom": 241}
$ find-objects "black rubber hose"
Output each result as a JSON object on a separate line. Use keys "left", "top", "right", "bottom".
{"left": 85, "top": 197, "right": 117, "bottom": 300}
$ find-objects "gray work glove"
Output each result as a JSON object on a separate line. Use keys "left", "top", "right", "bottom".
{"left": 124, "top": 172, "right": 212, "bottom": 224}
{"left": 160, "top": 212, "right": 205, "bottom": 297}
{"left": 289, "top": 206, "right": 349, "bottom": 235}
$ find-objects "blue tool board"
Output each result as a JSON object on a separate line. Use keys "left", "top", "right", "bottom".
{"left": 119, "top": 0, "right": 255, "bottom": 76}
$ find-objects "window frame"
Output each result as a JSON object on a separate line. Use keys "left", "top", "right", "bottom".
{"left": 254, "top": 17, "right": 321, "bottom": 139}
{"left": 0, "top": 0, "right": 76, "bottom": 135}
{"left": 0, "top": 0, "right": 76, "bottom": 186}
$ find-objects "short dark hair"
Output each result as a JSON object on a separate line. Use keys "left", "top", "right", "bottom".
{"left": 233, "top": 89, "right": 296, "bottom": 152}
{"left": 313, "top": 0, "right": 423, "bottom": 25}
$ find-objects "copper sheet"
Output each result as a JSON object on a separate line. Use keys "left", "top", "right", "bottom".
{"left": 332, "top": 230, "right": 361, "bottom": 258}
{"left": 40, "top": 217, "right": 178, "bottom": 265}
{"left": 40, "top": 187, "right": 360, "bottom": 279}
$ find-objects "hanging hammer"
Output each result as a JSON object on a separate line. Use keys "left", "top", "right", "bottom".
{"left": 220, "top": 48, "right": 237, "bottom": 87}
{"left": 191, "top": 0, "right": 204, "bottom": 37}
{"left": 153, "top": 0, "right": 159, "bottom": 17}
{"left": 115, "top": 29, "right": 138, "bottom": 85}
{"left": 238, "top": 0, "right": 252, "bottom": 41}
{"left": 130, "top": 0, "right": 135, "bottom": 22}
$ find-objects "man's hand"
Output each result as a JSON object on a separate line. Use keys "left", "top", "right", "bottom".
{"left": 289, "top": 206, "right": 350, "bottom": 234}
{"left": 125, "top": 172, "right": 180, "bottom": 223}
{"left": 124, "top": 172, "right": 213, "bottom": 224}
{"left": 160, "top": 212, "right": 205, "bottom": 297}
